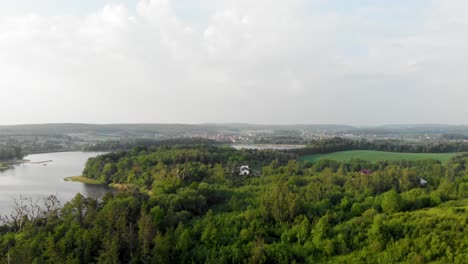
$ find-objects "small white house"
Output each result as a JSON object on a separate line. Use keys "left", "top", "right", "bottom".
{"left": 239, "top": 165, "right": 250, "bottom": 175}
{"left": 418, "top": 177, "right": 428, "bottom": 186}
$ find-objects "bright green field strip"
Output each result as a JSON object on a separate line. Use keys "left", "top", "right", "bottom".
{"left": 64, "top": 176, "right": 103, "bottom": 185}
{"left": 300, "top": 150, "right": 458, "bottom": 164}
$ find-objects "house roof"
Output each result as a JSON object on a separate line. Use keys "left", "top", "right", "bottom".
{"left": 418, "top": 176, "right": 428, "bottom": 185}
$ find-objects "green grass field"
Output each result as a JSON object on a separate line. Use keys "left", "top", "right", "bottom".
{"left": 300, "top": 150, "right": 458, "bottom": 164}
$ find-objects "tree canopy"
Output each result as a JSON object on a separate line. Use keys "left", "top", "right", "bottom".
{"left": 1, "top": 145, "right": 468, "bottom": 263}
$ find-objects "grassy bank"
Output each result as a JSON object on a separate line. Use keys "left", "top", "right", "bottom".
{"left": 65, "top": 176, "right": 130, "bottom": 191}
{"left": 64, "top": 176, "right": 103, "bottom": 185}
{"left": 0, "top": 159, "right": 28, "bottom": 171}
{"left": 300, "top": 150, "right": 458, "bottom": 164}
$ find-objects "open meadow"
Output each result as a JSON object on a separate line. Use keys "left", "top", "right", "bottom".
{"left": 300, "top": 150, "right": 458, "bottom": 164}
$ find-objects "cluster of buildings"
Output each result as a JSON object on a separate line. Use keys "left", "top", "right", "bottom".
{"left": 180, "top": 132, "right": 256, "bottom": 143}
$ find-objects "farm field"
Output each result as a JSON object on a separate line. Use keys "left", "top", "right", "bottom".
{"left": 300, "top": 150, "right": 459, "bottom": 164}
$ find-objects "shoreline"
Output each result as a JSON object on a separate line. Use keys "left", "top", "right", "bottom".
{"left": 0, "top": 159, "right": 29, "bottom": 171}
{"left": 24, "top": 160, "right": 53, "bottom": 164}
{"left": 64, "top": 176, "right": 132, "bottom": 191}
{"left": 0, "top": 159, "right": 54, "bottom": 172}
{"left": 64, "top": 176, "right": 104, "bottom": 185}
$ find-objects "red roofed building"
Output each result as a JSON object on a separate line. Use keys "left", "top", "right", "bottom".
{"left": 360, "top": 169, "right": 372, "bottom": 175}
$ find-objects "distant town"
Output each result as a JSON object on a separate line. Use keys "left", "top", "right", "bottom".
{"left": 1, "top": 123, "right": 468, "bottom": 155}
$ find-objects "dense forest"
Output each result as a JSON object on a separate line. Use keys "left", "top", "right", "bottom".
{"left": 81, "top": 138, "right": 225, "bottom": 152}
{"left": 1, "top": 146, "right": 468, "bottom": 263}
{"left": 0, "top": 134, "right": 82, "bottom": 155}
{"left": 82, "top": 145, "right": 297, "bottom": 185}
{"left": 0, "top": 145, "right": 23, "bottom": 160}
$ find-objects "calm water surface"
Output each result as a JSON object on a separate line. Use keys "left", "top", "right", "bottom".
{"left": 0, "top": 152, "right": 109, "bottom": 215}
{"left": 231, "top": 144, "right": 306, "bottom": 150}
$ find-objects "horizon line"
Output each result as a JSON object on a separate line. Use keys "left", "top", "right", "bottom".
{"left": 1, "top": 122, "right": 468, "bottom": 128}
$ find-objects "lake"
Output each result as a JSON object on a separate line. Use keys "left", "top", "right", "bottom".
{"left": 231, "top": 144, "right": 306, "bottom": 150}
{"left": 0, "top": 152, "right": 109, "bottom": 216}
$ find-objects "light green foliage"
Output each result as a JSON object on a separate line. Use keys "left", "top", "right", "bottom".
{"left": 381, "top": 190, "right": 403, "bottom": 214}
{"left": 262, "top": 183, "right": 301, "bottom": 223}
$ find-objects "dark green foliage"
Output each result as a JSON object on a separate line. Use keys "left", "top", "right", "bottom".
{"left": 81, "top": 138, "right": 224, "bottom": 152}
{"left": 0, "top": 145, "right": 23, "bottom": 160}
{"left": 1, "top": 146, "right": 468, "bottom": 263}
{"left": 82, "top": 145, "right": 297, "bottom": 185}
{"left": 294, "top": 137, "right": 468, "bottom": 156}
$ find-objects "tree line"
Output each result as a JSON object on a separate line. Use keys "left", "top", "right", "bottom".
{"left": 293, "top": 137, "right": 468, "bottom": 156}
{"left": 0, "top": 145, "right": 23, "bottom": 160}
{"left": 81, "top": 138, "right": 227, "bottom": 152}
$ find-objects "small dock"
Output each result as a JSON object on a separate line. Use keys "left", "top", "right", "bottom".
{"left": 25, "top": 160, "right": 53, "bottom": 164}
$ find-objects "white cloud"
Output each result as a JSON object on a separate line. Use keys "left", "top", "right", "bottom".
{"left": 1, "top": 0, "right": 468, "bottom": 125}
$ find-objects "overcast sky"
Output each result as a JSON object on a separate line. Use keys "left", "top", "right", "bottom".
{"left": 1, "top": 0, "right": 467, "bottom": 125}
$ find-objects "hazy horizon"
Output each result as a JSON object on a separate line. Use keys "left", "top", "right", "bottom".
{"left": 2, "top": 0, "right": 468, "bottom": 125}
{"left": 3, "top": 122, "right": 468, "bottom": 128}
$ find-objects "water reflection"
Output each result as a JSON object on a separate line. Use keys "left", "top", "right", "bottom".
{"left": 0, "top": 152, "right": 110, "bottom": 215}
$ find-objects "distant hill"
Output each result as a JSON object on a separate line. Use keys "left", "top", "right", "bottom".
{"left": 0, "top": 123, "right": 356, "bottom": 137}
{"left": 2, "top": 123, "right": 468, "bottom": 140}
